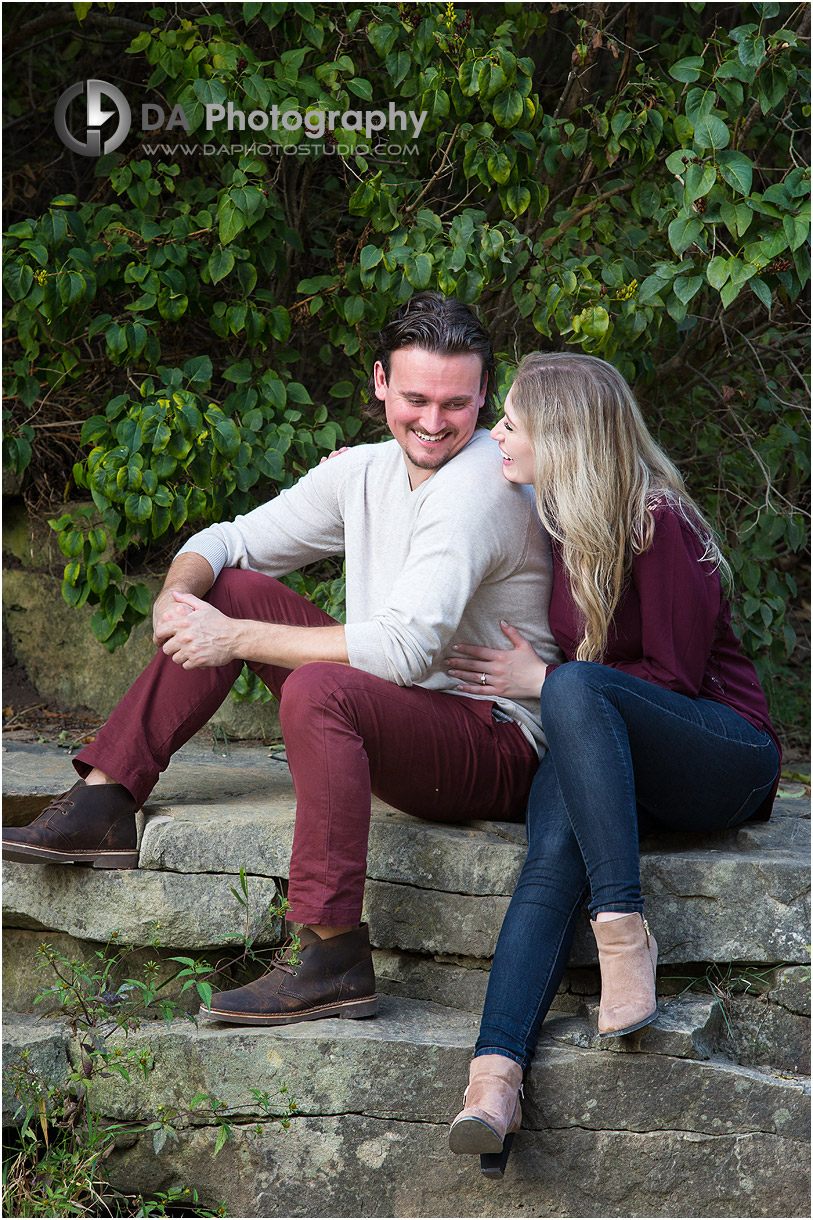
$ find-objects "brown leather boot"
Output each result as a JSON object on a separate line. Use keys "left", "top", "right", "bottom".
{"left": 591, "top": 912, "right": 659, "bottom": 1037}
{"left": 2, "top": 780, "right": 138, "bottom": 869}
{"left": 449, "top": 1054, "right": 523, "bottom": 1161}
{"left": 199, "top": 924, "right": 378, "bottom": 1025}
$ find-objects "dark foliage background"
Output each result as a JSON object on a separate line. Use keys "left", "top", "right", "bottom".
{"left": 3, "top": 1, "right": 809, "bottom": 745}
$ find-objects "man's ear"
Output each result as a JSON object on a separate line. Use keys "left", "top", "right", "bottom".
{"left": 373, "top": 361, "right": 388, "bottom": 401}
{"left": 477, "top": 369, "right": 488, "bottom": 410}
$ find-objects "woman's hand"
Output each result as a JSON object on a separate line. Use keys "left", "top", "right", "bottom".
{"left": 319, "top": 447, "right": 350, "bottom": 464}
{"left": 447, "top": 621, "right": 548, "bottom": 701}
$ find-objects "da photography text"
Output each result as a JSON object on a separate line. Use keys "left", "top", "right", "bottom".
{"left": 54, "top": 78, "right": 428, "bottom": 157}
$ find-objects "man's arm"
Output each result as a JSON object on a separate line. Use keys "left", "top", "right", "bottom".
{"left": 156, "top": 590, "right": 349, "bottom": 670}
{"left": 153, "top": 452, "right": 354, "bottom": 668}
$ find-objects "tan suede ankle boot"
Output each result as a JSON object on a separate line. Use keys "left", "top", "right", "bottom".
{"left": 448, "top": 1054, "right": 523, "bottom": 1156}
{"left": 591, "top": 912, "right": 658, "bottom": 1037}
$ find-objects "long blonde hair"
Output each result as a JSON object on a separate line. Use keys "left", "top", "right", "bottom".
{"left": 510, "top": 352, "right": 730, "bottom": 661}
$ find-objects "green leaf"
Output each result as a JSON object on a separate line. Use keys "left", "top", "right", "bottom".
{"left": 124, "top": 494, "right": 152, "bottom": 524}
{"left": 670, "top": 56, "right": 705, "bottom": 83}
{"left": 479, "top": 61, "right": 507, "bottom": 102}
{"left": 267, "top": 307, "right": 291, "bottom": 342}
{"left": 386, "top": 50, "right": 410, "bottom": 88}
{"left": 347, "top": 78, "right": 373, "bottom": 101}
{"left": 684, "top": 163, "right": 716, "bottom": 204}
{"left": 126, "top": 583, "right": 152, "bottom": 616}
{"left": 668, "top": 216, "right": 703, "bottom": 256}
{"left": 286, "top": 382, "right": 312, "bottom": 404}
{"left": 737, "top": 31, "right": 767, "bottom": 68}
{"left": 405, "top": 252, "right": 432, "bottom": 290}
{"left": 368, "top": 20, "right": 398, "bottom": 58}
{"left": 706, "top": 256, "right": 731, "bottom": 289}
{"left": 128, "top": 30, "right": 151, "bottom": 53}
{"left": 717, "top": 150, "right": 753, "bottom": 195}
{"left": 720, "top": 280, "right": 740, "bottom": 309}
{"left": 183, "top": 355, "right": 213, "bottom": 384}
{"left": 487, "top": 149, "right": 513, "bottom": 185}
{"left": 209, "top": 247, "right": 235, "bottom": 284}
{"left": 4, "top": 262, "right": 34, "bottom": 300}
{"left": 219, "top": 201, "right": 246, "bottom": 245}
{"left": 360, "top": 245, "right": 383, "bottom": 272}
{"left": 492, "top": 88, "right": 524, "bottom": 128}
{"left": 575, "top": 305, "right": 609, "bottom": 339}
{"left": 87, "top": 563, "right": 110, "bottom": 596}
{"left": 692, "top": 114, "right": 730, "bottom": 151}
{"left": 673, "top": 275, "right": 704, "bottom": 304}
{"left": 505, "top": 184, "right": 531, "bottom": 216}
{"left": 750, "top": 275, "right": 772, "bottom": 310}
{"left": 783, "top": 214, "right": 809, "bottom": 252}
{"left": 329, "top": 381, "right": 354, "bottom": 398}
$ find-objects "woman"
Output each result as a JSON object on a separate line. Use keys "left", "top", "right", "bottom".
{"left": 445, "top": 352, "right": 781, "bottom": 1175}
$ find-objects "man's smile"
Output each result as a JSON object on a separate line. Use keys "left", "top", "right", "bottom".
{"left": 412, "top": 427, "right": 451, "bottom": 443}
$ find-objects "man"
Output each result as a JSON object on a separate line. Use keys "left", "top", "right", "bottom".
{"left": 3, "top": 293, "right": 561, "bottom": 1026}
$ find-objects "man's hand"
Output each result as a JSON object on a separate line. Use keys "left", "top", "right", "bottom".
{"left": 159, "top": 592, "right": 237, "bottom": 669}
{"left": 152, "top": 553, "right": 216, "bottom": 646}
{"left": 447, "top": 620, "right": 548, "bottom": 701}
{"left": 152, "top": 588, "right": 192, "bottom": 644}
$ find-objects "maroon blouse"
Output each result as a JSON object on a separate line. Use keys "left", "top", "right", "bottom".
{"left": 546, "top": 503, "right": 781, "bottom": 820}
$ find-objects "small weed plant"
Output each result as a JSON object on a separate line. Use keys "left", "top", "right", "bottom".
{"left": 2, "top": 885, "right": 298, "bottom": 1217}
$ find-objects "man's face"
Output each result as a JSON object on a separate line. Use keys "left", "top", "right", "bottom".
{"left": 373, "top": 346, "right": 486, "bottom": 488}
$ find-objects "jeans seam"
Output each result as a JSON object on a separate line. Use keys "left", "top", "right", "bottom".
{"left": 516, "top": 882, "right": 588, "bottom": 1060}
{"left": 549, "top": 685, "right": 641, "bottom": 912}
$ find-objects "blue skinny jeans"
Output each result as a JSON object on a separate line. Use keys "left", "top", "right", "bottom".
{"left": 475, "top": 661, "right": 780, "bottom": 1069}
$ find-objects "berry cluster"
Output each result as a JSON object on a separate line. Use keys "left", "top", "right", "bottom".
{"left": 767, "top": 256, "right": 792, "bottom": 274}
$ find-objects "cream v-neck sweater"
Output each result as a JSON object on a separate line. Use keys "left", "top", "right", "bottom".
{"left": 178, "top": 430, "right": 561, "bottom": 754}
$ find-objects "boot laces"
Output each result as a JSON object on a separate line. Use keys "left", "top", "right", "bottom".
{"left": 43, "top": 790, "right": 76, "bottom": 817}
{"left": 268, "top": 937, "right": 301, "bottom": 976}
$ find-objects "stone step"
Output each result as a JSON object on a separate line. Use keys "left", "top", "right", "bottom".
{"left": 3, "top": 996, "right": 809, "bottom": 1217}
{"left": 3, "top": 741, "right": 809, "bottom": 966}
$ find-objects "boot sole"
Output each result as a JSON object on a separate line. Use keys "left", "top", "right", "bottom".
{"left": 2, "top": 841, "right": 139, "bottom": 869}
{"left": 198, "top": 994, "right": 379, "bottom": 1025}
{"left": 598, "top": 1005, "right": 659, "bottom": 1038}
{"left": 448, "top": 1115, "right": 504, "bottom": 1155}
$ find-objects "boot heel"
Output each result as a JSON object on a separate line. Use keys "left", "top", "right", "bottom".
{"left": 92, "top": 851, "right": 139, "bottom": 869}
{"left": 339, "top": 995, "right": 378, "bottom": 1018}
{"left": 480, "top": 1132, "right": 515, "bottom": 1178}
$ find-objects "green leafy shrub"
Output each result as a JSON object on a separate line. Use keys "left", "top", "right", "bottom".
{"left": 2, "top": 0, "right": 809, "bottom": 738}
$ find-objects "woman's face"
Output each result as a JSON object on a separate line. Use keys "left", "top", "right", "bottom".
{"left": 491, "top": 388, "right": 536, "bottom": 484}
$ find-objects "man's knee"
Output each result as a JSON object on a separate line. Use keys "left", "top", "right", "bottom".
{"left": 206, "top": 568, "right": 283, "bottom": 613}
{"left": 278, "top": 662, "right": 353, "bottom": 724}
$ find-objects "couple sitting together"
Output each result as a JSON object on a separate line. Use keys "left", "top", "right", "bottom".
{"left": 3, "top": 293, "right": 780, "bottom": 1175}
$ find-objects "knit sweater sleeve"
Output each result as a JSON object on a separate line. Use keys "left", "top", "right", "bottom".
{"left": 175, "top": 460, "right": 347, "bottom": 579}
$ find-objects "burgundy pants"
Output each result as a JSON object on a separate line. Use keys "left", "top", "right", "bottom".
{"left": 74, "top": 570, "right": 538, "bottom": 924}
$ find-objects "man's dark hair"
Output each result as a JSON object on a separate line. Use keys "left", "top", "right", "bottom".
{"left": 366, "top": 292, "right": 497, "bottom": 425}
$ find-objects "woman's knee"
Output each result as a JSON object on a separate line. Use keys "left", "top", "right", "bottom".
{"left": 539, "top": 660, "right": 607, "bottom": 726}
